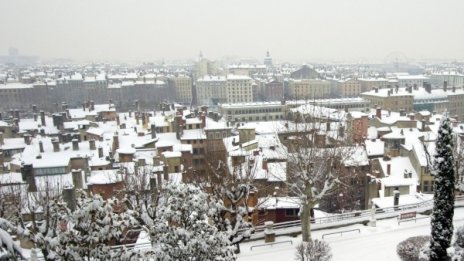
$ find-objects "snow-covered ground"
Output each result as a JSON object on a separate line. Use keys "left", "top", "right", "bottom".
{"left": 239, "top": 208, "right": 464, "bottom": 261}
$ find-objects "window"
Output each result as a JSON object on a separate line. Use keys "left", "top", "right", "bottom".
{"left": 285, "top": 209, "right": 299, "bottom": 217}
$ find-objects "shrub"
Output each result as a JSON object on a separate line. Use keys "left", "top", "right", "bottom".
{"left": 295, "top": 239, "right": 332, "bottom": 261}
{"left": 397, "top": 236, "right": 431, "bottom": 261}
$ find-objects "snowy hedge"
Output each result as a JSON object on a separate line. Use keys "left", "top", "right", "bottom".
{"left": 397, "top": 236, "right": 431, "bottom": 261}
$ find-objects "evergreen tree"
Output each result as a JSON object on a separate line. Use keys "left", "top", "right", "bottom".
{"left": 429, "top": 117, "right": 455, "bottom": 260}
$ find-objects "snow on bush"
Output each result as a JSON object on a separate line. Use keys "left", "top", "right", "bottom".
{"left": 295, "top": 239, "right": 332, "bottom": 261}
{"left": 448, "top": 226, "right": 464, "bottom": 261}
{"left": 397, "top": 236, "right": 431, "bottom": 261}
{"left": 151, "top": 182, "right": 235, "bottom": 260}
{"left": 0, "top": 218, "right": 24, "bottom": 260}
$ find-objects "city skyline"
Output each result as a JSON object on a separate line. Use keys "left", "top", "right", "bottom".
{"left": 1, "top": 0, "right": 464, "bottom": 63}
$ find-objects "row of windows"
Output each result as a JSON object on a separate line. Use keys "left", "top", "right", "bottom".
{"left": 227, "top": 107, "right": 282, "bottom": 114}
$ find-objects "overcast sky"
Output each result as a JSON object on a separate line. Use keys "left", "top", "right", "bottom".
{"left": 1, "top": 0, "right": 463, "bottom": 63}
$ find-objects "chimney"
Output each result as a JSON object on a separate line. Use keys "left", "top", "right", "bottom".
{"left": 82, "top": 102, "right": 86, "bottom": 111}
{"left": 326, "top": 121, "right": 331, "bottom": 131}
{"left": 52, "top": 138, "right": 60, "bottom": 152}
{"left": 89, "top": 139, "right": 96, "bottom": 150}
{"left": 72, "top": 139, "right": 79, "bottom": 151}
{"left": 136, "top": 115, "right": 140, "bottom": 125}
{"left": 39, "top": 140, "right": 44, "bottom": 153}
{"left": 453, "top": 86, "right": 456, "bottom": 93}
{"left": 21, "top": 164, "right": 37, "bottom": 192}
{"left": 23, "top": 134, "right": 31, "bottom": 145}
{"left": 40, "top": 111, "right": 46, "bottom": 126}
{"left": 200, "top": 113, "right": 206, "bottom": 128}
{"left": 40, "top": 128, "right": 45, "bottom": 136}
{"left": 32, "top": 104, "right": 37, "bottom": 113}
{"left": 135, "top": 100, "right": 139, "bottom": 111}
{"left": 163, "top": 165, "right": 169, "bottom": 181}
{"left": 112, "top": 133, "right": 119, "bottom": 151}
{"left": 62, "top": 186, "right": 76, "bottom": 211}
{"left": 98, "top": 146, "right": 104, "bottom": 158}
{"left": 151, "top": 124, "right": 157, "bottom": 139}
{"left": 14, "top": 109, "right": 19, "bottom": 120}
{"left": 387, "top": 163, "right": 391, "bottom": 175}
{"left": 421, "top": 120, "right": 426, "bottom": 132}
{"left": 374, "top": 87, "right": 378, "bottom": 93}
{"left": 376, "top": 107, "right": 381, "bottom": 119}
{"left": 90, "top": 100, "right": 95, "bottom": 111}
{"left": 72, "top": 169, "right": 83, "bottom": 189}
{"left": 33, "top": 113, "right": 38, "bottom": 121}
{"left": 262, "top": 158, "right": 268, "bottom": 170}
{"left": 129, "top": 110, "right": 132, "bottom": 117}
{"left": 0, "top": 132, "right": 3, "bottom": 145}
{"left": 443, "top": 81, "right": 448, "bottom": 92}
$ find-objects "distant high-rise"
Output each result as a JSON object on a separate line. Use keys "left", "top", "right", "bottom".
{"left": 0, "top": 48, "right": 39, "bottom": 65}
{"left": 264, "top": 51, "right": 273, "bottom": 67}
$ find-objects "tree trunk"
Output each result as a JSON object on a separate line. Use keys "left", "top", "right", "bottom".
{"left": 301, "top": 201, "right": 312, "bottom": 242}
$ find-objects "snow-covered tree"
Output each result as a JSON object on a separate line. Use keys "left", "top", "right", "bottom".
{"left": 199, "top": 159, "right": 256, "bottom": 254}
{"left": 0, "top": 218, "right": 25, "bottom": 260}
{"left": 429, "top": 117, "right": 456, "bottom": 260}
{"left": 151, "top": 182, "right": 235, "bottom": 260}
{"left": 120, "top": 163, "right": 160, "bottom": 230}
{"left": 53, "top": 191, "right": 140, "bottom": 260}
{"left": 284, "top": 111, "right": 360, "bottom": 242}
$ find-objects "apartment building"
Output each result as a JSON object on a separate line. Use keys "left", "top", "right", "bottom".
{"left": 335, "top": 78, "right": 361, "bottom": 97}
{"left": 226, "top": 75, "right": 253, "bottom": 103}
{"left": 358, "top": 78, "right": 388, "bottom": 92}
{"left": 168, "top": 75, "right": 192, "bottom": 104}
{"left": 220, "top": 101, "right": 285, "bottom": 122}
{"left": 196, "top": 76, "right": 227, "bottom": 105}
{"left": 287, "top": 79, "right": 330, "bottom": 100}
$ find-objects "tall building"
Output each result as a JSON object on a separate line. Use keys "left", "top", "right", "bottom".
{"left": 168, "top": 75, "right": 193, "bottom": 104}
{"left": 226, "top": 75, "right": 253, "bottom": 103}
{"left": 196, "top": 76, "right": 227, "bottom": 105}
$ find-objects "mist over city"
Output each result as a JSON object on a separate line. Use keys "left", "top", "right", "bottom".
{"left": 1, "top": 1, "right": 464, "bottom": 261}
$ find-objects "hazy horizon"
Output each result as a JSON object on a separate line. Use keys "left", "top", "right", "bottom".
{"left": 1, "top": 0, "right": 464, "bottom": 63}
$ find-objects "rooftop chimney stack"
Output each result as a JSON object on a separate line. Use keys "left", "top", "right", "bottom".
{"left": 72, "top": 169, "right": 83, "bottom": 189}
{"left": 52, "top": 138, "right": 60, "bottom": 152}
{"left": 39, "top": 140, "right": 44, "bottom": 153}
{"left": 376, "top": 107, "right": 382, "bottom": 119}
{"left": 112, "top": 133, "right": 119, "bottom": 151}
{"left": 22, "top": 164, "right": 37, "bottom": 192}
{"left": 33, "top": 113, "right": 38, "bottom": 121}
{"left": 32, "top": 104, "right": 38, "bottom": 113}
{"left": 40, "top": 111, "right": 46, "bottom": 126}
{"left": 0, "top": 132, "right": 3, "bottom": 145}
{"left": 151, "top": 124, "right": 157, "bottom": 139}
{"left": 72, "top": 139, "right": 79, "bottom": 151}
{"left": 98, "top": 146, "right": 104, "bottom": 158}
{"left": 23, "top": 134, "right": 31, "bottom": 145}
